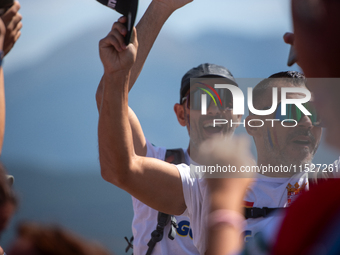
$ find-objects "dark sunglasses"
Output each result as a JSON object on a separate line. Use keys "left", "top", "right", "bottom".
{"left": 181, "top": 84, "right": 233, "bottom": 111}
{"left": 274, "top": 101, "right": 323, "bottom": 127}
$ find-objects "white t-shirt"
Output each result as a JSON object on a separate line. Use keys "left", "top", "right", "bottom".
{"left": 244, "top": 157, "right": 340, "bottom": 254}
{"left": 177, "top": 165, "right": 311, "bottom": 255}
{"left": 243, "top": 172, "right": 309, "bottom": 242}
{"left": 131, "top": 140, "right": 199, "bottom": 255}
{"left": 177, "top": 164, "right": 210, "bottom": 255}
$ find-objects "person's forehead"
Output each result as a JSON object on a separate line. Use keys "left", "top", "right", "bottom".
{"left": 270, "top": 80, "right": 307, "bottom": 93}
{"left": 259, "top": 82, "right": 309, "bottom": 106}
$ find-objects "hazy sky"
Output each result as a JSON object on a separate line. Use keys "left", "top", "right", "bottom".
{"left": 6, "top": 0, "right": 326, "bottom": 170}
{"left": 2, "top": 0, "right": 339, "bottom": 173}
{"left": 4, "top": 0, "right": 292, "bottom": 73}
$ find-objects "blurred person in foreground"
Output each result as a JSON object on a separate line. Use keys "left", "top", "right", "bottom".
{"left": 0, "top": 163, "right": 17, "bottom": 255}
{"left": 207, "top": 0, "right": 340, "bottom": 254}
{"left": 0, "top": 1, "right": 22, "bottom": 154}
{"left": 6, "top": 222, "right": 112, "bottom": 255}
{"left": 270, "top": 0, "right": 340, "bottom": 254}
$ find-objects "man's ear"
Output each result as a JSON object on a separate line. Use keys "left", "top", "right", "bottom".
{"left": 245, "top": 115, "right": 260, "bottom": 137}
{"left": 174, "top": 103, "right": 186, "bottom": 127}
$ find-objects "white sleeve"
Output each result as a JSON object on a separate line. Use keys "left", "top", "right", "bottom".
{"left": 145, "top": 139, "right": 167, "bottom": 160}
{"left": 176, "top": 164, "right": 196, "bottom": 216}
{"left": 176, "top": 164, "right": 208, "bottom": 255}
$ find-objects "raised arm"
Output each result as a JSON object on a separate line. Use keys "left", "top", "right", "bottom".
{"left": 96, "top": 81, "right": 146, "bottom": 156}
{"left": 97, "top": 23, "right": 186, "bottom": 215}
{"left": 129, "top": 0, "right": 192, "bottom": 90}
{"left": 97, "top": 0, "right": 192, "bottom": 95}
{"left": 96, "top": 0, "right": 192, "bottom": 156}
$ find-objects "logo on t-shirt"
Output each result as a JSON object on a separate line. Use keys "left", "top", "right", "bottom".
{"left": 244, "top": 201, "right": 254, "bottom": 208}
{"left": 177, "top": 220, "right": 193, "bottom": 239}
{"left": 286, "top": 182, "right": 307, "bottom": 206}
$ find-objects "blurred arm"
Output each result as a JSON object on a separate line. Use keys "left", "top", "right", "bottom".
{"left": 206, "top": 177, "right": 249, "bottom": 255}
{"left": 197, "top": 137, "right": 254, "bottom": 255}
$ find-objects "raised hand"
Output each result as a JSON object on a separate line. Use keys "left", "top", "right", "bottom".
{"left": 99, "top": 19, "right": 138, "bottom": 74}
{"left": 197, "top": 135, "right": 255, "bottom": 179}
{"left": 0, "top": 1, "right": 22, "bottom": 56}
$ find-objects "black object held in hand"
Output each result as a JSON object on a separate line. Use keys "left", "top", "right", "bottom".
{"left": 0, "top": 0, "right": 14, "bottom": 16}
{"left": 96, "top": 0, "right": 138, "bottom": 46}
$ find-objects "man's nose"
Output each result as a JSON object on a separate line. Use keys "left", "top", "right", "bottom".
{"left": 298, "top": 115, "right": 313, "bottom": 129}
{"left": 207, "top": 100, "right": 222, "bottom": 115}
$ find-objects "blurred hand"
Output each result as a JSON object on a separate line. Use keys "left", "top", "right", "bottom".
{"left": 198, "top": 135, "right": 254, "bottom": 209}
{"left": 154, "top": 0, "right": 193, "bottom": 12}
{"left": 99, "top": 19, "right": 138, "bottom": 74}
{"left": 0, "top": 1, "right": 22, "bottom": 56}
{"left": 198, "top": 135, "right": 255, "bottom": 178}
